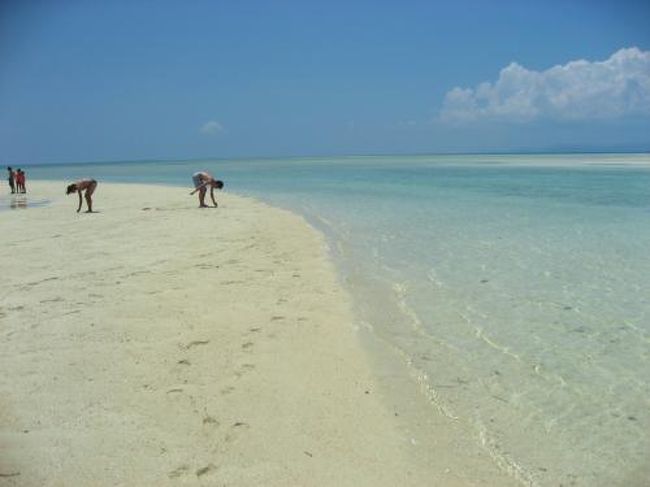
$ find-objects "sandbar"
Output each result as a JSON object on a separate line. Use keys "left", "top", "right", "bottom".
{"left": 0, "top": 181, "right": 517, "bottom": 486}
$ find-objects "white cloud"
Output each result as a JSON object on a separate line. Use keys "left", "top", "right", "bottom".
{"left": 440, "top": 47, "right": 650, "bottom": 123}
{"left": 200, "top": 120, "right": 224, "bottom": 135}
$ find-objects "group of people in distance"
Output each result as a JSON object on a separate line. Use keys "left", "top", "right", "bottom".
{"left": 7, "top": 167, "right": 27, "bottom": 194}
{"left": 62, "top": 171, "right": 224, "bottom": 213}
{"left": 6, "top": 167, "right": 223, "bottom": 212}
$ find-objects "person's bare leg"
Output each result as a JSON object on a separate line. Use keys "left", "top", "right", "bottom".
{"left": 198, "top": 187, "right": 208, "bottom": 207}
{"left": 210, "top": 187, "right": 218, "bottom": 207}
{"left": 85, "top": 182, "right": 96, "bottom": 212}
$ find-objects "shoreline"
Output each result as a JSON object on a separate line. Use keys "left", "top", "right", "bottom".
{"left": 1, "top": 181, "right": 518, "bottom": 486}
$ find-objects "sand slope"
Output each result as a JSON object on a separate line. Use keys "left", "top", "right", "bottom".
{"left": 0, "top": 181, "right": 525, "bottom": 487}
{"left": 0, "top": 182, "right": 432, "bottom": 486}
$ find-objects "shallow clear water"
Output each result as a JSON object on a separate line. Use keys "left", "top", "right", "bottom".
{"left": 0, "top": 192, "right": 50, "bottom": 210}
{"left": 28, "top": 154, "right": 650, "bottom": 486}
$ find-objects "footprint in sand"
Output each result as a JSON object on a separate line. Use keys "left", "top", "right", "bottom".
{"left": 196, "top": 464, "right": 217, "bottom": 477}
{"left": 234, "top": 363, "right": 255, "bottom": 378}
{"left": 124, "top": 270, "right": 152, "bottom": 278}
{"left": 194, "top": 263, "right": 220, "bottom": 270}
{"left": 198, "top": 252, "right": 217, "bottom": 258}
{"left": 202, "top": 414, "right": 219, "bottom": 426}
{"left": 168, "top": 465, "right": 189, "bottom": 478}
{"left": 40, "top": 297, "right": 64, "bottom": 303}
{"left": 181, "top": 340, "right": 210, "bottom": 350}
{"left": 0, "top": 472, "right": 21, "bottom": 478}
{"left": 225, "top": 421, "right": 250, "bottom": 444}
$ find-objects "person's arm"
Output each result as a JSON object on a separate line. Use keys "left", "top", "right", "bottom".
{"left": 189, "top": 180, "right": 210, "bottom": 195}
{"left": 210, "top": 186, "right": 218, "bottom": 207}
{"left": 77, "top": 190, "right": 83, "bottom": 212}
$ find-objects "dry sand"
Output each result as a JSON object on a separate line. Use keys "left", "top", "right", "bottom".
{"left": 0, "top": 182, "right": 518, "bottom": 486}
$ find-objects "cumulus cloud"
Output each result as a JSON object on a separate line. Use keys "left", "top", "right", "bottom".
{"left": 200, "top": 120, "right": 224, "bottom": 135}
{"left": 440, "top": 47, "right": 650, "bottom": 123}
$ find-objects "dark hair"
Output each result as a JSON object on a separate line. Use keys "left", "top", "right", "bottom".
{"left": 66, "top": 183, "right": 77, "bottom": 194}
{"left": 215, "top": 180, "right": 224, "bottom": 189}
{"left": 7, "top": 166, "right": 11, "bottom": 170}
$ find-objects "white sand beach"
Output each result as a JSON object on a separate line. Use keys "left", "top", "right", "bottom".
{"left": 0, "top": 182, "right": 517, "bottom": 486}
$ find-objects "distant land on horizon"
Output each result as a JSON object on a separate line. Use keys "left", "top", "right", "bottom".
{"left": 19, "top": 147, "right": 650, "bottom": 168}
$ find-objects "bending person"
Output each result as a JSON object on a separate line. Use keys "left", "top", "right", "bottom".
{"left": 190, "top": 171, "right": 224, "bottom": 208}
{"left": 66, "top": 179, "right": 98, "bottom": 213}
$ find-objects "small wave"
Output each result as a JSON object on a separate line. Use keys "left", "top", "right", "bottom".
{"left": 476, "top": 416, "right": 538, "bottom": 487}
{"left": 426, "top": 268, "right": 446, "bottom": 288}
{"left": 474, "top": 326, "right": 522, "bottom": 362}
{"left": 391, "top": 281, "right": 429, "bottom": 335}
{"left": 622, "top": 320, "right": 650, "bottom": 345}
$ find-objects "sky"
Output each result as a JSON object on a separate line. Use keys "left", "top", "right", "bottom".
{"left": 1, "top": 0, "right": 649, "bottom": 164}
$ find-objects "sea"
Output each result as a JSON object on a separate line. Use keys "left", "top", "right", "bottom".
{"left": 21, "top": 153, "right": 650, "bottom": 486}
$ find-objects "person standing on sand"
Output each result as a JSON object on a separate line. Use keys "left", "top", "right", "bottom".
{"left": 66, "top": 179, "right": 98, "bottom": 213}
{"left": 7, "top": 167, "right": 16, "bottom": 194}
{"left": 16, "top": 169, "right": 26, "bottom": 193}
{"left": 15, "top": 169, "right": 22, "bottom": 193}
{"left": 189, "top": 171, "right": 224, "bottom": 208}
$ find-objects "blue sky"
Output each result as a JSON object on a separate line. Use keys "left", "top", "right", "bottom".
{"left": 1, "top": 0, "right": 649, "bottom": 164}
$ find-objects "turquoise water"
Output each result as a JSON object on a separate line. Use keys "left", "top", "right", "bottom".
{"left": 28, "top": 154, "right": 650, "bottom": 486}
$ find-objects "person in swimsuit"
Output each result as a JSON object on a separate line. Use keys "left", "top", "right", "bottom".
{"left": 66, "top": 179, "right": 98, "bottom": 213}
{"left": 16, "top": 169, "right": 26, "bottom": 193}
{"left": 7, "top": 167, "right": 16, "bottom": 194}
{"left": 189, "top": 171, "right": 224, "bottom": 208}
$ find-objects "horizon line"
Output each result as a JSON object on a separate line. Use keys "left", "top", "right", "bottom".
{"left": 17, "top": 149, "right": 650, "bottom": 168}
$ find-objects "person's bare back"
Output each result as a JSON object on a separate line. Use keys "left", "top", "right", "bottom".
{"left": 190, "top": 171, "right": 224, "bottom": 207}
{"left": 66, "top": 179, "right": 98, "bottom": 212}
